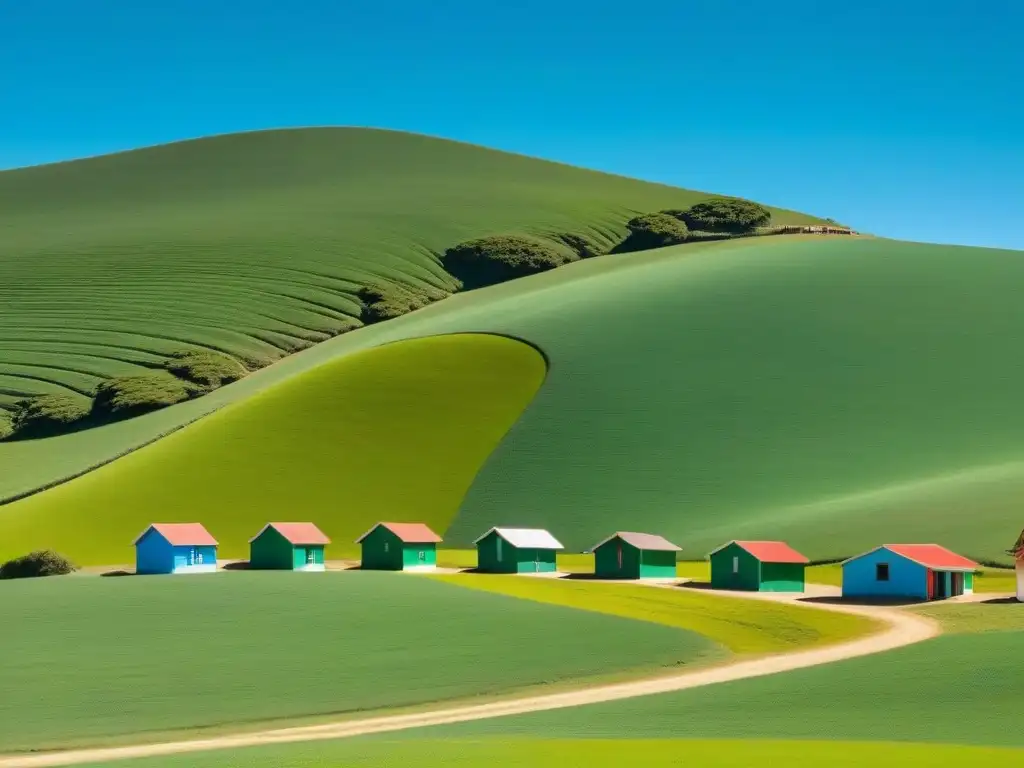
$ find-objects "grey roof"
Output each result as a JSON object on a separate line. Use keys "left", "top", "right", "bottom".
{"left": 473, "top": 527, "right": 563, "bottom": 550}
{"left": 591, "top": 531, "right": 681, "bottom": 552}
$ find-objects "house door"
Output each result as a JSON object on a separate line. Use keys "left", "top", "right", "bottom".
{"left": 306, "top": 548, "right": 316, "bottom": 565}
{"left": 932, "top": 571, "right": 946, "bottom": 599}
{"left": 188, "top": 548, "right": 197, "bottom": 566}
{"left": 534, "top": 550, "right": 540, "bottom": 572}
{"left": 951, "top": 572, "right": 963, "bottom": 596}
{"left": 418, "top": 550, "right": 426, "bottom": 563}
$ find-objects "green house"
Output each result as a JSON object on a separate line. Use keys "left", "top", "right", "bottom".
{"left": 356, "top": 522, "right": 441, "bottom": 571}
{"left": 708, "top": 540, "right": 809, "bottom": 592}
{"left": 591, "top": 531, "right": 680, "bottom": 580}
{"left": 474, "top": 527, "right": 563, "bottom": 574}
{"left": 249, "top": 522, "right": 330, "bottom": 571}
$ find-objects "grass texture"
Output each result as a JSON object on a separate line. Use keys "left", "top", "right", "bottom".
{"left": 69, "top": 739, "right": 1024, "bottom": 768}
{"left": 0, "top": 127, "right": 820, "bottom": 408}
{"left": 0, "top": 334, "right": 545, "bottom": 564}
{"left": 420, "top": 630, "right": 1024, "bottom": 748}
{"left": 430, "top": 574, "right": 878, "bottom": 654}
{"left": 916, "top": 599, "right": 1024, "bottom": 633}
{"left": 0, "top": 571, "right": 718, "bottom": 752}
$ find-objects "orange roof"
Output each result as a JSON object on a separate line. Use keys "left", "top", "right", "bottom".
{"left": 253, "top": 522, "right": 330, "bottom": 545}
{"left": 883, "top": 544, "right": 977, "bottom": 571}
{"left": 725, "top": 540, "right": 809, "bottom": 564}
{"left": 356, "top": 522, "right": 442, "bottom": 544}
{"left": 136, "top": 523, "right": 217, "bottom": 546}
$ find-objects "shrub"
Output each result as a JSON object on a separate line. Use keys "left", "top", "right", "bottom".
{"left": 10, "top": 393, "right": 91, "bottom": 438}
{"left": 165, "top": 350, "right": 248, "bottom": 389}
{"left": 677, "top": 197, "right": 771, "bottom": 233}
{"left": 441, "top": 234, "right": 577, "bottom": 290}
{"left": 0, "top": 550, "right": 76, "bottom": 579}
{"left": 92, "top": 375, "right": 195, "bottom": 419}
{"left": 554, "top": 232, "right": 603, "bottom": 259}
{"left": 0, "top": 411, "right": 12, "bottom": 441}
{"left": 357, "top": 282, "right": 453, "bottom": 324}
{"left": 615, "top": 213, "right": 690, "bottom": 253}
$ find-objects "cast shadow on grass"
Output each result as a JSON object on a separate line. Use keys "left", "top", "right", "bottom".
{"left": 222, "top": 561, "right": 250, "bottom": 571}
{"left": 799, "top": 595, "right": 924, "bottom": 607}
{"left": 100, "top": 570, "right": 133, "bottom": 578}
{"left": 981, "top": 596, "right": 1021, "bottom": 605}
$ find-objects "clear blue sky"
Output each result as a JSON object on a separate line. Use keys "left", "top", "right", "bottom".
{"left": 3, "top": 0, "right": 1021, "bottom": 249}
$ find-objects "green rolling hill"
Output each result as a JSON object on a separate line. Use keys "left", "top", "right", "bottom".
{"left": 2, "top": 129, "right": 1022, "bottom": 567}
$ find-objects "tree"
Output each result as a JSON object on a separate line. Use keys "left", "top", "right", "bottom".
{"left": 442, "top": 235, "right": 576, "bottom": 290}
{"left": 614, "top": 213, "right": 690, "bottom": 253}
{"left": 676, "top": 197, "right": 771, "bottom": 233}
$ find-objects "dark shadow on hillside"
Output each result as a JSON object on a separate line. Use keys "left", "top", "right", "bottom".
{"left": 222, "top": 561, "right": 250, "bottom": 571}
{"left": 799, "top": 595, "right": 924, "bottom": 607}
{"left": 100, "top": 570, "right": 133, "bottom": 578}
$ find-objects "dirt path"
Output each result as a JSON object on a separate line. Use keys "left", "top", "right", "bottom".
{"left": 0, "top": 581, "right": 940, "bottom": 768}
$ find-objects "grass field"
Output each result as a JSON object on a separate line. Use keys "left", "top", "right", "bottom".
{"left": 0, "top": 571, "right": 721, "bottom": 752}
{"left": 68, "top": 739, "right": 1024, "bottom": 768}
{"left": 431, "top": 573, "right": 878, "bottom": 654}
{"left": 0, "top": 334, "right": 545, "bottom": 563}
{"left": 916, "top": 599, "right": 1024, "bottom": 633}
{"left": 417, "top": 630, "right": 1024, "bottom": 748}
{"left": 0, "top": 127, "right": 821, "bottom": 412}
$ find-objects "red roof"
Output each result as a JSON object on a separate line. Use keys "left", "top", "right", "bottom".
{"left": 138, "top": 523, "right": 217, "bottom": 546}
{"left": 733, "top": 540, "right": 809, "bottom": 564}
{"left": 884, "top": 544, "right": 977, "bottom": 571}
{"left": 257, "top": 522, "right": 330, "bottom": 545}
{"left": 356, "top": 522, "right": 442, "bottom": 544}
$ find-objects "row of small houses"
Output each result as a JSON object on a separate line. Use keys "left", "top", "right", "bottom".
{"left": 135, "top": 521, "right": 1008, "bottom": 601}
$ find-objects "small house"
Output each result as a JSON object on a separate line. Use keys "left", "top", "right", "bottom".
{"left": 842, "top": 544, "right": 977, "bottom": 601}
{"left": 134, "top": 523, "right": 218, "bottom": 575}
{"left": 474, "top": 527, "right": 563, "bottom": 574}
{"left": 708, "top": 540, "right": 809, "bottom": 592}
{"left": 249, "top": 522, "right": 330, "bottom": 571}
{"left": 356, "top": 522, "right": 441, "bottom": 571}
{"left": 1011, "top": 528, "right": 1024, "bottom": 602}
{"left": 591, "top": 531, "right": 680, "bottom": 580}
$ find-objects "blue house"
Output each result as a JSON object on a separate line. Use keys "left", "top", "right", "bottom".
{"left": 842, "top": 544, "right": 977, "bottom": 601}
{"left": 134, "top": 523, "right": 219, "bottom": 575}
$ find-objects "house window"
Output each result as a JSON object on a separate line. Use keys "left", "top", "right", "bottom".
{"left": 418, "top": 550, "right": 426, "bottom": 562}
{"left": 496, "top": 538, "right": 503, "bottom": 562}
{"left": 732, "top": 556, "right": 739, "bottom": 574}
{"left": 384, "top": 542, "right": 389, "bottom": 553}
{"left": 876, "top": 563, "right": 890, "bottom": 582}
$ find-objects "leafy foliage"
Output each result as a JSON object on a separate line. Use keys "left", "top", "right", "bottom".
{"left": 553, "top": 232, "right": 603, "bottom": 259}
{"left": 92, "top": 375, "right": 196, "bottom": 419}
{"left": 676, "top": 197, "right": 771, "bottom": 233}
{"left": 358, "top": 283, "right": 453, "bottom": 324}
{"left": 9, "top": 394, "right": 91, "bottom": 439}
{"left": 442, "top": 235, "right": 577, "bottom": 290}
{"left": 0, "top": 550, "right": 76, "bottom": 579}
{"left": 165, "top": 350, "right": 249, "bottom": 388}
{"left": 0, "top": 411, "right": 12, "bottom": 441}
{"left": 614, "top": 213, "right": 690, "bottom": 253}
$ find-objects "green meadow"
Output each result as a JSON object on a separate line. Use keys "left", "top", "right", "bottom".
{"left": 0, "top": 571, "right": 720, "bottom": 752}
{"left": 430, "top": 573, "right": 878, "bottom": 654}
{"left": 68, "top": 739, "right": 1024, "bottom": 768}
{"left": 416, "top": 629, "right": 1024, "bottom": 748}
{"left": 0, "top": 333, "right": 545, "bottom": 563}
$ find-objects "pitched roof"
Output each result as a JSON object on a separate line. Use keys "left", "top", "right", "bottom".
{"left": 1009, "top": 528, "right": 1024, "bottom": 559}
{"left": 845, "top": 544, "right": 977, "bottom": 571}
{"left": 473, "top": 527, "right": 563, "bottom": 550}
{"left": 251, "top": 522, "right": 330, "bottom": 545}
{"left": 591, "top": 531, "right": 680, "bottom": 552}
{"left": 355, "top": 522, "right": 442, "bottom": 544}
{"left": 135, "top": 523, "right": 217, "bottom": 546}
{"left": 708, "top": 540, "right": 809, "bottom": 564}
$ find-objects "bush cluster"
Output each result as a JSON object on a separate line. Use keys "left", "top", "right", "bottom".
{"left": 165, "top": 350, "right": 248, "bottom": 388}
{"left": 442, "top": 234, "right": 577, "bottom": 290}
{"left": 0, "top": 411, "right": 13, "bottom": 440}
{"left": 0, "top": 550, "right": 76, "bottom": 579}
{"left": 10, "top": 393, "right": 91, "bottom": 438}
{"left": 672, "top": 197, "right": 771, "bottom": 233}
{"left": 358, "top": 282, "right": 453, "bottom": 324}
{"left": 616, "top": 213, "right": 690, "bottom": 253}
{"left": 92, "top": 375, "right": 196, "bottom": 419}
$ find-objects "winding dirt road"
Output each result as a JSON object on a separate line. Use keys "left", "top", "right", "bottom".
{"left": 0, "top": 583, "right": 941, "bottom": 768}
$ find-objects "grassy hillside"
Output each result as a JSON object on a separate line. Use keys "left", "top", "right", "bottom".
{"left": 6, "top": 235, "right": 1024, "bottom": 565}
{"left": 0, "top": 127, "right": 823, "bottom": 414}
{"left": 0, "top": 571, "right": 719, "bottom": 752}
{"left": 68, "top": 739, "right": 1024, "bottom": 768}
{"left": 417, "top": 630, "right": 1024, "bottom": 747}
{"left": 0, "top": 334, "right": 544, "bottom": 564}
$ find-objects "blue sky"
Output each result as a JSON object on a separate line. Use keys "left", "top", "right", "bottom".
{"left": 2, "top": 0, "right": 1021, "bottom": 248}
